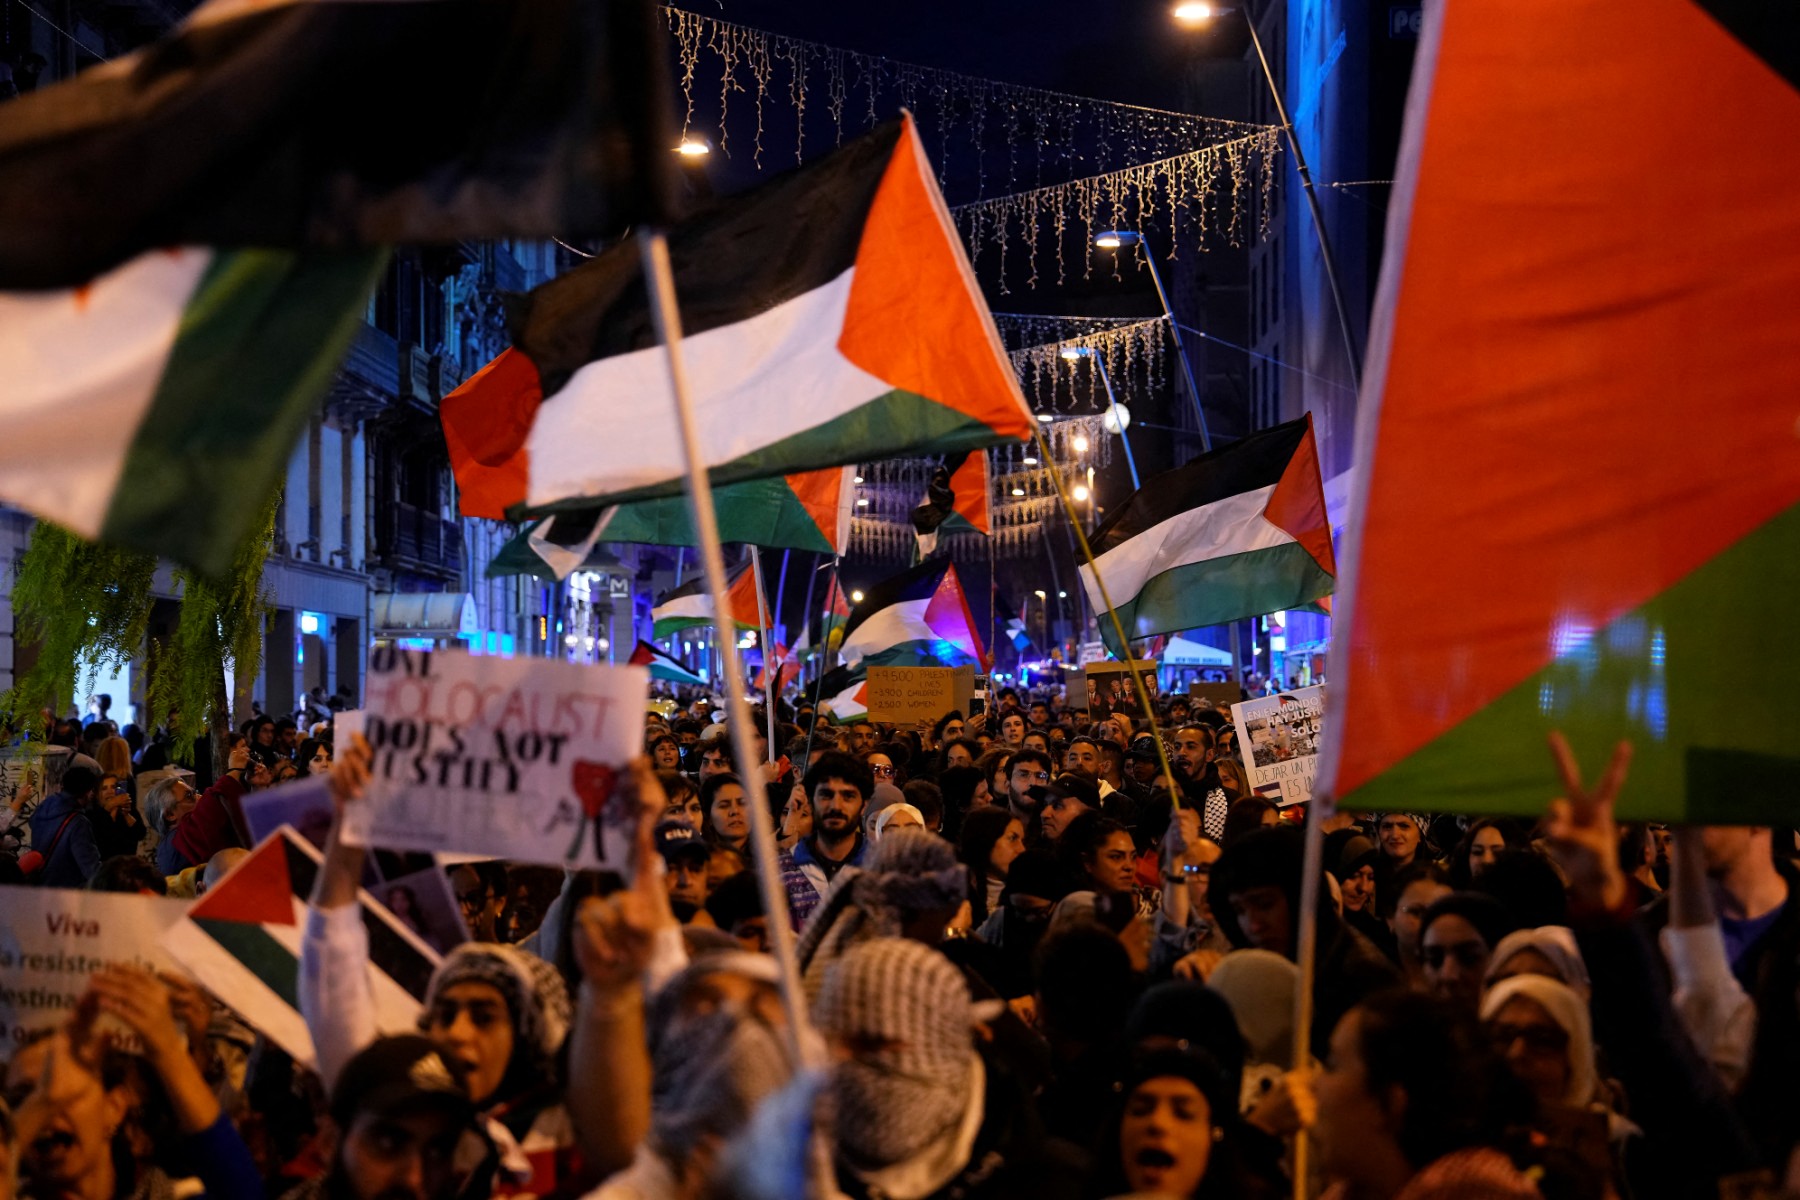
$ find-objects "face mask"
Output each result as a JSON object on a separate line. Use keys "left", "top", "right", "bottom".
{"left": 831, "top": 1057, "right": 967, "bottom": 1170}
{"left": 650, "top": 1001, "right": 795, "bottom": 1160}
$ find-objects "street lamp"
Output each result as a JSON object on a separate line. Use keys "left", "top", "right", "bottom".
{"left": 1170, "top": 2, "right": 1362, "bottom": 390}
{"left": 1093, "top": 230, "right": 1212, "bottom": 451}
{"left": 1059, "top": 346, "right": 1142, "bottom": 488}
{"left": 850, "top": 590, "right": 865, "bottom": 604}
{"left": 675, "top": 137, "right": 711, "bottom": 157}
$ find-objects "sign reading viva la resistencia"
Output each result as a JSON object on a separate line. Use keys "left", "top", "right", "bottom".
{"left": 339, "top": 648, "right": 647, "bottom": 868}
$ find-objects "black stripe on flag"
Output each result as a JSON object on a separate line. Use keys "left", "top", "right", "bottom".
{"left": 1087, "top": 417, "right": 1311, "bottom": 555}
{"left": 509, "top": 120, "right": 907, "bottom": 397}
{"left": 842, "top": 557, "right": 952, "bottom": 641}
{"left": 0, "top": 0, "right": 673, "bottom": 289}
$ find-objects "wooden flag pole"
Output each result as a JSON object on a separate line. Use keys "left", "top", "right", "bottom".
{"left": 637, "top": 229, "right": 819, "bottom": 1074}
{"left": 1033, "top": 427, "right": 1183, "bottom": 804}
{"left": 1291, "top": 787, "right": 1328, "bottom": 1197}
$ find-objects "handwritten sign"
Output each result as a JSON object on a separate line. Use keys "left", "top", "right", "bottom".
{"left": 1231, "top": 685, "right": 1326, "bottom": 806}
{"left": 0, "top": 888, "right": 189, "bottom": 1051}
{"left": 864, "top": 666, "right": 975, "bottom": 725}
{"left": 339, "top": 648, "right": 647, "bottom": 867}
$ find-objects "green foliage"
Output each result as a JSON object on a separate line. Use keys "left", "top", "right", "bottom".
{"left": 3, "top": 500, "right": 276, "bottom": 762}
{"left": 3, "top": 524, "right": 157, "bottom": 727}
{"left": 147, "top": 498, "right": 276, "bottom": 761}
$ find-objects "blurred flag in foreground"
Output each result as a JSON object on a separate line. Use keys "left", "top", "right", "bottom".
{"left": 1316, "top": 0, "right": 1800, "bottom": 821}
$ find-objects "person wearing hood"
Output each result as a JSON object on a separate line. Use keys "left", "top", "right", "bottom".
{"left": 302, "top": 735, "right": 584, "bottom": 1199}
{"left": 972, "top": 848, "right": 1072, "bottom": 998}
{"left": 814, "top": 938, "right": 1083, "bottom": 1200}
{"left": 1206, "top": 824, "right": 1399, "bottom": 1055}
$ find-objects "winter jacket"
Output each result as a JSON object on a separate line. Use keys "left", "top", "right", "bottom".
{"left": 29, "top": 790, "right": 100, "bottom": 887}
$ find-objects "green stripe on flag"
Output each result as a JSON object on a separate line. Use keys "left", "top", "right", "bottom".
{"left": 102, "top": 248, "right": 388, "bottom": 578}
{"left": 1343, "top": 502, "right": 1800, "bottom": 823}
{"left": 192, "top": 917, "right": 300, "bottom": 1009}
{"left": 1097, "top": 541, "right": 1334, "bottom": 658}
{"left": 518, "top": 389, "right": 1016, "bottom": 519}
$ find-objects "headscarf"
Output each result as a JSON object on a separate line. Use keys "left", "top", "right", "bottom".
{"left": 814, "top": 938, "right": 976, "bottom": 1171}
{"left": 1485, "top": 925, "right": 1592, "bottom": 999}
{"left": 424, "top": 943, "right": 572, "bottom": 1083}
{"left": 872, "top": 803, "right": 926, "bottom": 843}
{"left": 1206, "top": 949, "right": 1298, "bottom": 1069}
{"left": 1479, "top": 974, "right": 1597, "bottom": 1107}
{"left": 795, "top": 829, "right": 966, "bottom": 997}
{"left": 644, "top": 951, "right": 798, "bottom": 1161}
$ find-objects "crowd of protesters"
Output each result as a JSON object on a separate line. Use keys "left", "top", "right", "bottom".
{"left": 3, "top": 680, "right": 1799, "bottom": 1200}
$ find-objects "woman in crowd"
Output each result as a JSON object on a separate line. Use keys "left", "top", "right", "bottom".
{"left": 91, "top": 771, "right": 142, "bottom": 862}
{"left": 778, "top": 782, "right": 812, "bottom": 851}
{"left": 245, "top": 716, "right": 281, "bottom": 770}
{"left": 862, "top": 746, "right": 903, "bottom": 790}
{"left": 935, "top": 735, "right": 981, "bottom": 775}
{"left": 648, "top": 731, "right": 682, "bottom": 772}
{"left": 1418, "top": 892, "right": 1517, "bottom": 1011}
{"left": 1088, "top": 1047, "right": 1274, "bottom": 1199}
{"left": 94, "top": 735, "right": 135, "bottom": 802}
{"left": 1449, "top": 819, "right": 1525, "bottom": 889}
{"left": 659, "top": 771, "right": 704, "bottom": 833}
{"left": 295, "top": 737, "right": 332, "bottom": 778}
{"left": 1222, "top": 797, "right": 1279, "bottom": 848}
{"left": 1385, "top": 862, "right": 1453, "bottom": 986}
{"left": 699, "top": 772, "right": 750, "bottom": 854}
{"left": 959, "top": 805, "right": 1027, "bottom": 927}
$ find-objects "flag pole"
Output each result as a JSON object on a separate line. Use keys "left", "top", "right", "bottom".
{"left": 637, "top": 229, "right": 819, "bottom": 1075}
{"left": 1290, "top": 786, "right": 1328, "bottom": 1197}
{"left": 750, "top": 547, "right": 779, "bottom": 756}
{"left": 802, "top": 560, "right": 842, "bottom": 766}
{"left": 1033, "top": 428, "right": 1183, "bottom": 803}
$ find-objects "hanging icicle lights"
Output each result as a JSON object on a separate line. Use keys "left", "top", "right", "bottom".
{"left": 998, "top": 314, "right": 1171, "bottom": 417}
{"left": 662, "top": 8, "right": 1274, "bottom": 197}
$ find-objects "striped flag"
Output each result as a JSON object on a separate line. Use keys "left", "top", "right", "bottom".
{"left": 160, "top": 826, "right": 438, "bottom": 1067}
{"left": 840, "top": 558, "right": 987, "bottom": 670}
{"left": 629, "top": 640, "right": 707, "bottom": 687}
{"left": 439, "top": 115, "right": 1033, "bottom": 521}
{"left": 1316, "top": 0, "right": 1800, "bottom": 822}
{"left": 487, "top": 467, "right": 856, "bottom": 580}
{"left": 911, "top": 451, "right": 991, "bottom": 558}
{"left": 0, "top": 248, "right": 383, "bottom": 575}
{"left": 1077, "top": 416, "right": 1335, "bottom": 658}
{"left": 652, "top": 567, "right": 760, "bottom": 639}
{"left": 818, "top": 666, "right": 869, "bottom": 725}
{"left": 0, "top": 0, "right": 669, "bottom": 289}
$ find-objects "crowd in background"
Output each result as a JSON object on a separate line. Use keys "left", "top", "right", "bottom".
{"left": 2, "top": 679, "right": 1797, "bottom": 1200}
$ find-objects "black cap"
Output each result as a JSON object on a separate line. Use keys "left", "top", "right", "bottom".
{"left": 329, "top": 1035, "right": 474, "bottom": 1128}
{"left": 654, "top": 818, "right": 712, "bottom": 866}
{"left": 1044, "top": 773, "right": 1101, "bottom": 810}
{"left": 1128, "top": 735, "right": 1161, "bottom": 763}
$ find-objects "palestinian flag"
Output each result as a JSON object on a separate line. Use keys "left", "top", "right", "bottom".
{"left": 1316, "top": 0, "right": 1800, "bottom": 823}
{"left": 818, "top": 665, "right": 869, "bottom": 725}
{"left": 822, "top": 585, "right": 853, "bottom": 655}
{"left": 160, "top": 826, "right": 438, "bottom": 1068}
{"left": 630, "top": 640, "right": 707, "bottom": 687}
{"left": 652, "top": 567, "right": 760, "bottom": 639}
{"left": 440, "top": 115, "right": 1033, "bottom": 521}
{"left": 0, "top": 0, "right": 669, "bottom": 289}
{"left": 0, "top": 248, "right": 384, "bottom": 575}
{"left": 489, "top": 467, "right": 855, "bottom": 580}
{"left": 996, "top": 593, "right": 1032, "bottom": 653}
{"left": 841, "top": 558, "right": 987, "bottom": 670}
{"left": 1077, "top": 416, "right": 1335, "bottom": 658}
{"left": 911, "top": 451, "right": 991, "bottom": 558}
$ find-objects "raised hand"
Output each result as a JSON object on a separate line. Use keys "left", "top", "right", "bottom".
{"left": 1543, "top": 731, "right": 1634, "bottom": 915}
{"left": 327, "top": 732, "right": 372, "bottom": 813}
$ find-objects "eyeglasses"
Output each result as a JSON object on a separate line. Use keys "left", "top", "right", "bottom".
{"left": 1488, "top": 1022, "right": 1569, "bottom": 1056}
{"left": 1013, "top": 770, "right": 1051, "bottom": 783}
{"left": 871, "top": 763, "right": 896, "bottom": 777}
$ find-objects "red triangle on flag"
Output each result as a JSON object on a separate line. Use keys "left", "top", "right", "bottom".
{"left": 924, "top": 562, "right": 988, "bottom": 668}
{"left": 188, "top": 833, "right": 296, "bottom": 926}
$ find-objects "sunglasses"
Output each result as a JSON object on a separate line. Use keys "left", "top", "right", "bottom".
{"left": 871, "top": 763, "right": 896, "bottom": 777}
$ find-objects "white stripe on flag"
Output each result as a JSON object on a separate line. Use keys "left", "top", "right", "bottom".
{"left": 838, "top": 598, "right": 934, "bottom": 665}
{"left": 524, "top": 268, "right": 890, "bottom": 505}
{"left": 0, "top": 248, "right": 211, "bottom": 536}
{"left": 1077, "top": 485, "right": 1294, "bottom": 616}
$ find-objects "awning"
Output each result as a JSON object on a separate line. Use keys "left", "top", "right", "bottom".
{"left": 372, "top": 592, "right": 478, "bottom": 639}
{"left": 1161, "top": 636, "right": 1234, "bottom": 666}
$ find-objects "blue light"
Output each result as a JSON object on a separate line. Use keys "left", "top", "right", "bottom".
{"left": 485, "top": 631, "right": 498, "bottom": 654}
{"left": 299, "top": 612, "right": 322, "bottom": 636}
{"left": 500, "top": 635, "right": 516, "bottom": 657}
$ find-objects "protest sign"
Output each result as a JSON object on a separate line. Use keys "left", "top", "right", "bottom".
{"left": 1231, "top": 685, "right": 1326, "bottom": 806}
{"left": 372, "top": 864, "right": 469, "bottom": 955}
{"left": 162, "top": 826, "right": 440, "bottom": 1068}
{"left": 0, "top": 889, "right": 189, "bottom": 1051}
{"left": 339, "top": 648, "right": 647, "bottom": 868}
{"left": 864, "top": 665, "right": 975, "bottom": 725}
{"left": 243, "top": 773, "right": 337, "bottom": 849}
{"left": 1082, "top": 660, "right": 1161, "bottom": 721}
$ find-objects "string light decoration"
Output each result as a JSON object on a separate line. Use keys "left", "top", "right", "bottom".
{"left": 953, "top": 135, "right": 1280, "bottom": 291}
{"left": 663, "top": 7, "right": 1273, "bottom": 200}
{"left": 999, "top": 314, "right": 1171, "bottom": 415}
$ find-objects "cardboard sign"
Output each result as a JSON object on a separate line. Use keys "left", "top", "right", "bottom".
{"left": 0, "top": 888, "right": 190, "bottom": 1051}
{"left": 1082, "top": 660, "right": 1161, "bottom": 720}
{"left": 864, "top": 665, "right": 976, "bottom": 725}
{"left": 340, "top": 648, "right": 647, "bottom": 868}
{"left": 1231, "top": 685, "right": 1326, "bottom": 806}
{"left": 1188, "top": 682, "right": 1242, "bottom": 709}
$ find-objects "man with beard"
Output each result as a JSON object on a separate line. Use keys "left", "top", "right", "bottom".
{"left": 1169, "top": 725, "right": 1231, "bottom": 843}
{"left": 283, "top": 1036, "right": 491, "bottom": 1200}
{"left": 815, "top": 938, "right": 1081, "bottom": 1200}
{"left": 1000, "top": 749, "right": 1054, "bottom": 839}
{"left": 777, "top": 751, "right": 874, "bottom": 930}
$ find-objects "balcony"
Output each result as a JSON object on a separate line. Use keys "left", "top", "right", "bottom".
{"left": 378, "top": 502, "right": 463, "bottom": 577}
